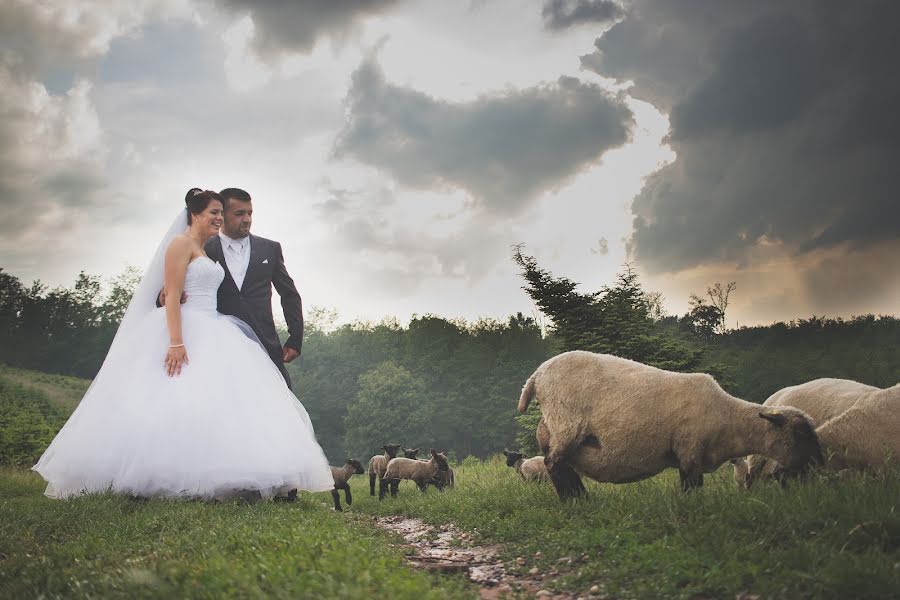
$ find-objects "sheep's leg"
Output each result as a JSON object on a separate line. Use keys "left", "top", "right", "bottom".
{"left": 378, "top": 476, "right": 387, "bottom": 500}
{"left": 545, "top": 430, "right": 588, "bottom": 501}
{"left": 343, "top": 484, "right": 352, "bottom": 506}
{"left": 678, "top": 465, "right": 704, "bottom": 492}
{"left": 330, "top": 489, "right": 343, "bottom": 511}
{"left": 416, "top": 480, "right": 428, "bottom": 493}
{"left": 369, "top": 471, "right": 376, "bottom": 496}
{"left": 390, "top": 479, "right": 400, "bottom": 498}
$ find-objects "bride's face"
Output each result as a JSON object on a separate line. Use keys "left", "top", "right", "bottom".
{"left": 196, "top": 200, "right": 224, "bottom": 236}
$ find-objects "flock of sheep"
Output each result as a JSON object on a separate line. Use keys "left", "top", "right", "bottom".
{"left": 516, "top": 351, "right": 900, "bottom": 500}
{"left": 326, "top": 445, "right": 453, "bottom": 510}
{"left": 324, "top": 350, "right": 898, "bottom": 509}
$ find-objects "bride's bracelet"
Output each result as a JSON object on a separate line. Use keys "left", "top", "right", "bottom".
{"left": 169, "top": 343, "right": 185, "bottom": 348}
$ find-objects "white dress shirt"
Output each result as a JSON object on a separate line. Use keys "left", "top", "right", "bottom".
{"left": 219, "top": 232, "right": 251, "bottom": 290}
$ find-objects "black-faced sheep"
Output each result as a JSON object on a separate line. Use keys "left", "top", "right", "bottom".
{"left": 330, "top": 458, "right": 365, "bottom": 511}
{"left": 383, "top": 449, "right": 450, "bottom": 497}
{"left": 402, "top": 447, "right": 421, "bottom": 459}
{"left": 518, "top": 351, "right": 823, "bottom": 501}
{"left": 503, "top": 449, "right": 550, "bottom": 482}
{"left": 368, "top": 443, "right": 401, "bottom": 497}
{"left": 428, "top": 465, "right": 455, "bottom": 491}
{"left": 738, "top": 379, "right": 898, "bottom": 487}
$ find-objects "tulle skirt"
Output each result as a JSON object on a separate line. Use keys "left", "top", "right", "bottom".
{"left": 32, "top": 307, "right": 334, "bottom": 499}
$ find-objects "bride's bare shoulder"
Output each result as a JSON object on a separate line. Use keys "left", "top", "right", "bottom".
{"left": 165, "top": 234, "right": 195, "bottom": 261}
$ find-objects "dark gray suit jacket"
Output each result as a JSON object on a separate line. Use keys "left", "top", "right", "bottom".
{"left": 205, "top": 234, "right": 303, "bottom": 389}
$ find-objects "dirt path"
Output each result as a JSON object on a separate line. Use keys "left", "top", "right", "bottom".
{"left": 371, "top": 514, "right": 605, "bottom": 599}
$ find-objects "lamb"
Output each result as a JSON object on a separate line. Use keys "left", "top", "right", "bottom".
{"left": 329, "top": 458, "right": 365, "bottom": 511}
{"left": 383, "top": 449, "right": 450, "bottom": 497}
{"left": 517, "top": 351, "right": 823, "bottom": 500}
{"left": 737, "top": 379, "right": 893, "bottom": 487}
{"left": 428, "top": 465, "right": 455, "bottom": 491}
{"left": 402, "top": 447, "right": 421, "bottom": 459}
{"left": 503, "top": 449, "right": 550, "bottom": 482}
{"left": 368, "top": 443, "right": 401, "bottom": 497}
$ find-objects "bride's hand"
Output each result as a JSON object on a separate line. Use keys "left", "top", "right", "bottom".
{"left": 165, "top": 345, "right": 189, "bottom": 377}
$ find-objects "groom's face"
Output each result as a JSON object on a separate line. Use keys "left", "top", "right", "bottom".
{"left": 223, "top": 199, "right": 252, "bottom": 239}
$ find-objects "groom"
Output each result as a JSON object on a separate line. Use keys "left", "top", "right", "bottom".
{"left": 208, "top": 188, "right": 304, "bottom": 388}
{"left": 161, "top": 188, "right": 304, "bottom": 388}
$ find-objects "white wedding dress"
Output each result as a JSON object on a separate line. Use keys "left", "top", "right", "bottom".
{"left": 33, "top": 254, "right": 334, "bottom": 499}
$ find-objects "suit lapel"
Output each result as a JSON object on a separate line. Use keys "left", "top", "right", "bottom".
{"left": 242, "top": 234, "right": 262, "bottom": 290}
{"left": 209, "top": 235, "right": 240, "bottom": 293}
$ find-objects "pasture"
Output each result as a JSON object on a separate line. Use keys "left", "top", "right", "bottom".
{"left": 2, "top": 365, "right": 899, "bottom": 598}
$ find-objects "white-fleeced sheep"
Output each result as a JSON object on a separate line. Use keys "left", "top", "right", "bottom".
{"left": 383, "top": 449, "right": 450, "bottom": 497}
{"left": 368, "top": 443, "right": 401, "bottom": 498}
{"left": 738, "top": 379, "right": 895, "bottom": 487}
{"left": 503, "top": 449, "right": 550, "bottom": 482}
{"left": 812, "top": 384, "right": 900, "bottom": 471}
{"left": 330, "top": 458, "right": 365, "bottom": 511}
{"left": 518, "top": 351, "right": 824, "bottom": 500}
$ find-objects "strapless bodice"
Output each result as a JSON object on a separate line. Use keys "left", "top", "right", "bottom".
{"left": 183, "top": 256, "right": 224, "bottom": 313}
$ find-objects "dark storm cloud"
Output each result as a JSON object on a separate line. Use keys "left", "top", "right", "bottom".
{"left": 581, "top": 0, "right": 900, "bottom": 280}
{"left": 215, "top": 0, "right": 402, "bottom": 59}
{"left": 334, "top": 58, "right": 634, "bottom": 214}
{"left": 542, "top": 0, "right": 622, "bottom": 30}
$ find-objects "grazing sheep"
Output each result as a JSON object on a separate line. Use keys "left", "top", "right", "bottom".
{"left": 383, "top": 449, "right": 450, "bottom": 497}
{"left": 518, "top": 351, "right": 823, "bottom": 500}
{"left": 368, "top": 443, "right": 401, "bottom": 497}
{"left": 330, "top": 458, "right": 365, "bottom": 511}
{"left": 812, "top": 384, "right": 900, "bottom": 471}
{"left": 402, "top": 447, "right": 421, "bottom": 459}
{"left": 738, "top": 379, "right": 893, "bottom": 487}
{"left": 503, "top": 449, "right": 550, "bottom": 482}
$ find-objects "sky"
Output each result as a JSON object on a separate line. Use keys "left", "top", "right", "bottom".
{"left": 1, "top": 0, "right": 898, "bottom": 328}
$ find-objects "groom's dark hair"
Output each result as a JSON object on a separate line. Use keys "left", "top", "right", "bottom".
{"left": 219, "top": 187, "right": 252, "bottom": 207}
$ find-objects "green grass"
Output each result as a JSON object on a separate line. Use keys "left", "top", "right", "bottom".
{"left": 0, "top": 365, "right": 89, "bottom": 414}
{"left": 348, "top": 457, "right": 900, "bottom": 599}
{"left": 0, "top": 469, "right": 475, "bottom": 599}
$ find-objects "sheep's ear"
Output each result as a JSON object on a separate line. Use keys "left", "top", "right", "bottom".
{"left": 759, "top": 410, "right": 786, "bottom": 426}
{"left": 502, "top": 449, "right": 509, "bottom": 456}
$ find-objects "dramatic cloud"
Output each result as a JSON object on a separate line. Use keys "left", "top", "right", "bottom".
{"left": 215, "top": 0, "right": 402, "bottom": 59}
{"left": 542, "top": 0, "right": 622, "bottom": 30}
{"left": 334, "top": 58, "right": 634, "bottom": 214}
{"left": 580, "top": 0, "right": 900, "bottom": 314}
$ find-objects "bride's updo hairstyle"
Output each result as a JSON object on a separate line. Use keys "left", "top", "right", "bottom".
{"left": 184, "top": 188, "right": 223, "bottom": 225}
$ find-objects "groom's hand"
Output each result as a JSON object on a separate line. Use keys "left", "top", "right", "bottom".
{"left": 282, "top": 346, "right": 300, "bottom": 363}
{"left": 158, "top": 289, "right": 188, "bottom": 306}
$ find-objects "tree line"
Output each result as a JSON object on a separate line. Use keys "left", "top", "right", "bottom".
{"left": 1, "top": 258, "right": 897, "bottom": 464}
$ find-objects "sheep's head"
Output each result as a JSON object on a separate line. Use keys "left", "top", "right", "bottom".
{"left": 430, "top": 448, "right": 450, "bottom": 472}
{"left": 345, "top": 458, "right": 365, "bottom": 475}
{"left": 758, "top": 408, "right": 823, "bottom": 475}
{"left": 503, "top": 449, "right": 524, "bottom": 467}
{"left": 382, "top": 443, "right": 402, "bottom": 458}
{"left": 403, "top": 447, "right": 421, "bottom": 459}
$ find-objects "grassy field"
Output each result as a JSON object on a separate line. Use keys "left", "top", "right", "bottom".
{"left": 347, "top": 458, "right": 900, "bottom": 599}
{"left": 2, "top": 364, "right": 899, "bottom": 599}
{"left": 0, "top": 469, "right": 474, "bottom": 599}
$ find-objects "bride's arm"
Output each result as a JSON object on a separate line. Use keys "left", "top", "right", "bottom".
{"left": 163, "top": 236, "right": 192, "bottom": 376}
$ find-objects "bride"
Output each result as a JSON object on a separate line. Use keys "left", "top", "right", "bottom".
{"left": 32, "top": 189, "right": 334, "bottom": 499}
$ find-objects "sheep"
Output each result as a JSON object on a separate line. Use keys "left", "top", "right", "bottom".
{"left": 329, "top": 458, "right": 365, "bottom": 512}
{"left": 428, "top": 465, "right": 455, "bottom": 491}
{"left": 808, "top": 384, "right": 900, "bottom": 471}
{"left": 517, "top": 351, "right": 823, "bottom": 501}
{"left": 503, "top": 449, "right": 550, "bottom": 482}
{"left": 383, "top": 449, "right": 450, "bottom": 497}
{"left": 402, "top": 447, "right": 421, "bottom": 459}
{"left": 368, "top": 443, "right": 401, "bottom": 497}
{"left": 737, "top": 379, "right": 892, "bottom": 487}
